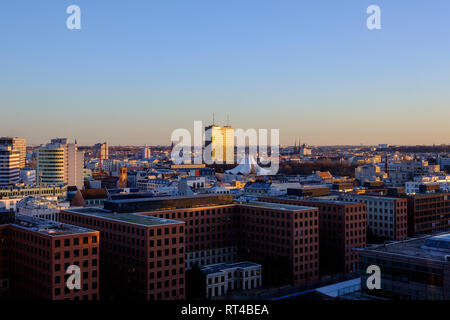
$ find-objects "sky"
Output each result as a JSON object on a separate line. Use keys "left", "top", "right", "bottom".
{"left": 1, "top": 0, "right": 450, "bottom": 146}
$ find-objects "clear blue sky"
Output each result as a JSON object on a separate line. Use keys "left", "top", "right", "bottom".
{"left": 1, "top": 0, "right": 449, "bottom": 146}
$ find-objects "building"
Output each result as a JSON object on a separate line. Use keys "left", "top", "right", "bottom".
{"left": 0, "top": 146, "right": 20, "bottom": 186}
{"left": 20, "top": 169, "right": 36, "bottom": 184}
{"left": 137, "top": 200, "right": 320, "bottom": 286}
{"left": 0, "top": 212, "right": 99, "bottom": 300}
{"left": 119, "top": 168, "right": 127, "bottom": 189}
{"left": 355, "top": 164, "right": 387, "bottom": 184}
{"left": 104, "top": 194, "right": 233, "bottom": 213}
{"left": 37, "top": 139, "right": 84, "bottom": 189}
{"left": 16, "top": 196, "right": 69, "bottom": 221}
{"left": 0, "top": 184, "right": 67, "bottom": 200}
{"left": 67, "top": 142, "right": 84, "bottom": 190}
{"left": 71, "top": 188, "right": 108, "bottom": 207}
{"left": 94, "top": 142, "right": 109, "bottom": 160}
{"left": 73, "top": 194, "right": 320, "bottom": 290}
{"left": 37, "top": 144, "right": 66, "bottom": 185}
{"left": 360, "top": 233, "right": 450, "bottom": 300}
{"left": 60, "top": 208, "right": 185, "bottom": 300}
{"left": 259, "top": 196, "right": 366, "bottom": 275}
{"left": 338, "top": 194, "right": 408, "bottom": 241}
{"left": 405, "top": 175, "right": 450, "bottom": 195}
{"left": 204, "top": 124, "right": 234, "bottom": 164}
{"left": 287, "top": 186, "right": 330, "bottom": 197}
{"left": 201, "top": 262, "right": 262, "bottom": 298}
{"left": 141, "top": 146, "right": 151, "bottom": 159}
{"left": 0, "top": 137, "right": 26, "bottom": 168}
{"left": 405, "top": 192, "right": 450, "bottom": 236}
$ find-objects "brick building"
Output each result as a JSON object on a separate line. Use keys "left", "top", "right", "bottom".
{"left": 60, "top": 208, "right": 185, "bottom": 300}
{"left": 0, "top": 212, "right": 99, "bottom": 300}
{"left": 62, "top": 195, "right": 320, "bottom": 299}
{"left": 259, "top": 196, "right": 366, "bottom": 275}
{"left": 137, "top": 201, "right": 320, "bottom": 286}
{"left": 405, "top": 192, "right": 450, "bottom": 236}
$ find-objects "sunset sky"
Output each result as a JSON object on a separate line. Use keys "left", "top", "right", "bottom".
{"left": 1, "top": 0, "right": 450, "bottom": 146}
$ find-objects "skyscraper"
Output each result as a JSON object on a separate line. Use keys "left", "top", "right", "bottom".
{"left": 204, "top": 124, "right": 234, "bottom": 164}
{"left": 0, "top": 137, "right": 26, "bottom": 168}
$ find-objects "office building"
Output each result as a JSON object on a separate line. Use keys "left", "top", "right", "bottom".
{"left": 0, "top": 146, "right": 20, "bottom": 186}
{"left": 135, "top": 199, "right": 320, "bottom": 286}
{"left": 60, "top": 208, "right": 185, "bottom": 300}
{"left": 37, "top": 139, "right": 84, "bottom": 189}
{"left": 338, "top": 194, "right": 408, "bottom": 241}
{"left": 0, "top": 212, "right": 99, "bottom": 300}
{"left": 204, "top": 124, "right": 234, "bottom": 164}
{"left": 405, "top": 192, "right": 450, "bottom": 236}
{"left": 0, "top": 137, "right": 26, "bottom": 168}
{"left": 260, "top": 196, "right": 366, "bottom": 275}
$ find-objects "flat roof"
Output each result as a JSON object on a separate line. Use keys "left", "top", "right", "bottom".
{"left": 201, "top": 261, "right": 261, "bottom": 275}
{"left": 239, "top": 201, "right": 317, "bottom": 211}
{"left": 104, "top": 194, "right": 231, "bottom": 204}
{"left": 65, "top": 208, "right": 182, "bottom": 227}
{"left": 361, "top": 233, "right": 450, "bottom": 262}
{"left": 275, "top": 195, "right": 354, "bottom": 206}
{"left": 12, "top": 214, "right": 96, "bottom": 236}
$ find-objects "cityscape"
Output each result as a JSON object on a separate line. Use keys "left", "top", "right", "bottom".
{"left": 1, "top": 134, "right": 449, "bottom": 301}
{"left": 1, "top": 0, "right": 450, "bottom": 315}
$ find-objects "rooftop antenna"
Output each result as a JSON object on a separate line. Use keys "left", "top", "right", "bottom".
{"left": 226, "top": 114, "right": 230, "bottom": 126}
{"left": 212, "top": 113, "right": 215, "bottom": 126}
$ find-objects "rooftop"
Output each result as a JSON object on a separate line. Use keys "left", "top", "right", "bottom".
{"left": 238, "top": 201, "right": 316, "bottom": 211}
{"left": 12, "top": 214, "right": 96, "bottom": 236}
{"left": 201, "top": 261, "right": 261, "bottom": 275}
{"left": 276, "top": 195, "right": 354, "bottom": 206}
{"left": 104, "top": 193, "right": 231, "bottom": 204}
{"left": 361, "top": 233, "right": 450, "bottom": 262}
{"left": 65, "top": 208, "right": 182, "bottom": 227}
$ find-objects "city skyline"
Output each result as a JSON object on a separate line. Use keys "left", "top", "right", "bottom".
{"left": 2, "top": 1, "right": 450, "bottom": 145}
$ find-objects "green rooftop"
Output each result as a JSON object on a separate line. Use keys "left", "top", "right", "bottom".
{"left": 66, "top": 208, "right": 182, "bottom": 227}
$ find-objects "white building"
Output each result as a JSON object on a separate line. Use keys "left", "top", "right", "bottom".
{"left": 405, "top": 175, "right": 450, "bottom": 194}
{"left": 355, "top": 164, "right": 387, "bottom": 183}
{"left": 201, "top": 262, "right": 262, "bottom": 298}
{"left": 16, "top": 196, "right": 69, "bottom": 221}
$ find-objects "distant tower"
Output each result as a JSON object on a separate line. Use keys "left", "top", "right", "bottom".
{"left": 119, "top": 168, "right": 127, "bottom": 188}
